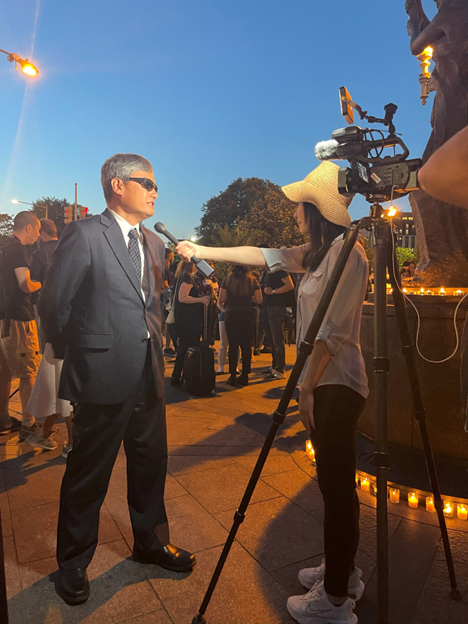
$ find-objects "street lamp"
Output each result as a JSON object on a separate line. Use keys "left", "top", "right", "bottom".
{"left": 11, "top": 198, "right": 48, "bottom": 219}
{"left": 0, "top": 48, "right": 38, "bottom": 77}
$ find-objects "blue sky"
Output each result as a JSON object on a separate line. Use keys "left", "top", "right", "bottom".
{"left": 0, "top": 0, "right": 437, "bottom": 238}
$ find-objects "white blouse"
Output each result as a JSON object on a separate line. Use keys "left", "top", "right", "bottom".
{"left": 261, "top": 235, "right": 369, "bottom": 399}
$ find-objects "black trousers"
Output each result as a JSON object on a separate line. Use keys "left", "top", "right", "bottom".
{"left": 309, "top": 385, "right": 366, "bottom": 597}
{"left": 57, "top": 346, "right": 168, "bottom": 570}
{"left": 172, "top": 321, "right": 201, "bottom": 380}
{"left": 224, "top": 310, "right": 254, "bottom": 376}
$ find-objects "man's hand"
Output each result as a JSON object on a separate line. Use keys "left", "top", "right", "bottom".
{"left": 264, "top": 286, "right": 273, "bottom": 295}
{"left": 176, "top": 241, "right": 200, "bottom": 261}
{"left": 299, "top": 388, "right": 315, "bottom": 435}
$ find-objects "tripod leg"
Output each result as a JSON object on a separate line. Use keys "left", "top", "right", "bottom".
{"left": 387, "top": 231, "right": 461, "bottom": 601}
{"left": 373, "top": 224, "right": 390, "bottom": 624}
{"left": 191, "top": 226, "right": 361, "bottom": 623}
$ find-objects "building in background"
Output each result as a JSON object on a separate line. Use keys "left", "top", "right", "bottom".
{"left": 393, "top": 212, "right": 416, "bottom": 249}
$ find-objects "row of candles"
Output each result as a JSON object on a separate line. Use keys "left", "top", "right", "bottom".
{"left": 305, "top": 441, "right": 468, "bottom": 520}
{"left": 386, "top": 285, "right": 466, "bottom": 297}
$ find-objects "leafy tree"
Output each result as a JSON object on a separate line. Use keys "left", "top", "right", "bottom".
{"left": 395, "top": 247, "right": 418, "bottom": 270}
{"left": 0, "top": 213, "right": 14, "bottom": 244}
{"left": 196, "top": 177, "right": 281, "bottom": 244}
{"left": 32, "top": 197, "right": 72, "bottom": 235}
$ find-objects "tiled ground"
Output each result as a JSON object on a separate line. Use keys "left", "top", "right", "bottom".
{"left": 2, "top": 344, "right": 468, "bottom": 624}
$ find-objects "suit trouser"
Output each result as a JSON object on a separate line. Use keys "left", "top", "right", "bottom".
{"left": 57, "top": 347, "right": 168, "bottom": 570}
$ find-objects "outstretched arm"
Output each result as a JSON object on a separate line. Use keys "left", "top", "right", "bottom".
{"left": 418, "top": 126, "right": 468, "bottom": 209}
{"left": 176, "top": 240, "right": 266, "bottom": 267}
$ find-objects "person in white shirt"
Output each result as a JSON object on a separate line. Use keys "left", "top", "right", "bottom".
{"left": 176, "top": 161, "right": 369, "bottom": 624}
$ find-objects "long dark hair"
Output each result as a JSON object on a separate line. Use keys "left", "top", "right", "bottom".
{"left": 224, "top": 265, "right": 255, "bottom": 298}
{"left": 301, "top": 202, "right": 346, "bottom": 272}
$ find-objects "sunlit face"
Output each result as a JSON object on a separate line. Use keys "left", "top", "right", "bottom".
{"left": 26, "top": 221, "right": 41, "bottom": 245}
{"left": 116, "top": 169, "right": 158, "bottom": 223}
{"left": 294, "top": 203, "right": 308, "bottom": 235}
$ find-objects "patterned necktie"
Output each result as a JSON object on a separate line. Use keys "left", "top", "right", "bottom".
{"left": 128, "top": 228, "right": 141, "bottom": 283}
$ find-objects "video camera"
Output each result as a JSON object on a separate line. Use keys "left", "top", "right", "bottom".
{"left": 314, "top": 87, "right": 421, "bottom": 203}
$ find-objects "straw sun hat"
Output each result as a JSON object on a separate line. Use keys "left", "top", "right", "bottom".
{"left": 281, "top": 161, "right": 353, "bottom": 228}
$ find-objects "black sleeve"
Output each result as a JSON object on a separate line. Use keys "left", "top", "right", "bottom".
{"left": 180, "top": 273, "right": 192, "bottom": 285}
{"left": 30, "top": 248, "right": 46, "bottom": 284}
{"left": 8, "top": 245, "right": 29, "bottom": 270}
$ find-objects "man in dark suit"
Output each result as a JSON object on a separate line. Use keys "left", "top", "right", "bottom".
{"left": 39, "top": 153, "right": 195, "bottom": 606}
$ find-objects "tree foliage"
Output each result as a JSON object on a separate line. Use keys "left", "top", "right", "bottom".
{"left": 196, "top": 176, "right": 306, "bottom": 265}
{"left": 31, "top": 197, "right": 92, "bottom": 235}
{"left": 196, "top": 177, "right": 282, "bottom": 244}
{"left": 0, "top": 214, "right": 14, "bottom": 244}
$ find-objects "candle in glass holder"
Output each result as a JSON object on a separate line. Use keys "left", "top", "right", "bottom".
{"left": 403, "top": 288, "right": 407, "bottom": 294}
{"left": 439, "top": 287, "right": 446, "bottom": 295}
{"left": 426, "top": 496, "right": 436, "bottom": 512}
{"left": 305, "top": 440, "right": 315, "bottom": 462}
{"left": 457, "top": 504, "right": 467, "bottom": 520}
{"left": 443, "top": 501, "right": 454, "bottom": 517}
{"left": 360, "top": 478, "right": 370, "bottom": 492}
{"left": 389, "top": 488, "right": 400, "bottom": 504}
{"left": 408, "top": 492, "right": 419, "bottom": 508}
{"left": 419, "top": 288, "right": 425, "bottom": 295}
{"left": 426, "top": 290, "right": 434, "bottom": 295}
{"left": 455, "top": 290, "right": 464, "bottom": 296}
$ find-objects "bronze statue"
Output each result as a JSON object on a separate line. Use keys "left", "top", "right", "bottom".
{"left": 405, "top": 0, "right": 468, "bottom": 285}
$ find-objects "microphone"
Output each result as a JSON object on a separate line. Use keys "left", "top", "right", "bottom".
{"left": 314, "top": 139, "right": 340, "bottom": 161}
{"left": 154, "top": 222, "right": 214, "bottom": 278}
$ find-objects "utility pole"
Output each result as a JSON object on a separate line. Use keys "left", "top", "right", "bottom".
{"left": 74, "top": 183, "right": 78, "bottom": 221}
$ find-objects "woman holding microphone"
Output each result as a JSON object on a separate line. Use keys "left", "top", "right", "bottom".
{"left": 177, "top": 162, "right": 368, "bottom": 624}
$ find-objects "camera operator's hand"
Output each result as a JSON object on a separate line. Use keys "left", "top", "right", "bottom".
{"left": 299, "top": 388, "right": 315, "bottom": 434}
{"left": 176, "top": 240, "right": 201, "bottom": 261}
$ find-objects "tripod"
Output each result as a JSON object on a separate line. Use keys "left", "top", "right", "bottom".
{"left": 191, "top": 205, "right": 460, "bottom": 624}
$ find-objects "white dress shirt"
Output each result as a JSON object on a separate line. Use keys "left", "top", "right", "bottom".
{"left": 261, "top": 235, "right": 369, "bottom": 398}
{"left": 110, "top": 209, "right": 146, "bottom": 301}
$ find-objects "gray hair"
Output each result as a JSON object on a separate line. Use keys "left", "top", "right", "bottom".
{"left": 101, "top": 153, "right": 153, "bottom": 201}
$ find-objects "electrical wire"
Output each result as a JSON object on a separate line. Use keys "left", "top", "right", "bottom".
{"left": 388, "top": 185, "right": 467, "bottom": 364}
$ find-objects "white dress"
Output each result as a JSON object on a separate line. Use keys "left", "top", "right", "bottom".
{"left": 26, "top": 343, "right": 72, "bottom": 422}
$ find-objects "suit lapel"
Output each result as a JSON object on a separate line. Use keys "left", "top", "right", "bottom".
{"left": 102, "top": 210, "right": 145, "bottom": 304}
{"left": 142, "top": 228, "right": 157, "bottom": 309}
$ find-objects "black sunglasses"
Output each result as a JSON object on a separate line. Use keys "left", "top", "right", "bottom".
{"left": 128, "top": 177, "right": 158, "bottom": 193}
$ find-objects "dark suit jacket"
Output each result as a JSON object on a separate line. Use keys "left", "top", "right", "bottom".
{"left": 39, "top": 208, "right": 165, "bottom": 404}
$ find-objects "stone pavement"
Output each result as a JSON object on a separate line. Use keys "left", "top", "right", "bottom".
{"left": 2, "top": 345, "right": 468, "bottom": 624}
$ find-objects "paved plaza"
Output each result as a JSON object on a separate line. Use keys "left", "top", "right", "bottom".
{"left": 2, "top": 345, "right": 468, "bottom": 624}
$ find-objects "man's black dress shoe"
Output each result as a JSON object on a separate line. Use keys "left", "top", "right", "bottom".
{"left": 57, "top": 568, "right": 90, "bottom": 605}
{"left": 133, "top": 543, "right": 196, "bottom": 572}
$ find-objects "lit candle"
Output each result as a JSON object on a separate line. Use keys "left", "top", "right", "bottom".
{"left": 439, "top": 287, "right": 446, "bottom": 296}
{"left": 305, "top": 440, "right": 315, "bottom": 462}
{"left": 443, "top": 501, "right": 454, "bottom": 517}
{"left": 419, "top": 288, "right": 425, "bottom": 295}
{"left": 372, "top": 483, "right": 378, "bottom": 496}
{"left": 403, "top": 288, "right": 407, "bottom": 294}
{"left": 455, "top": 290, "right": 464, "bottom": 296}
{"left": 408, "top": 492, "right": 419, "bottom": 508}
{"left": 389, "top": 488, "right": 400, "bottom": 504}
{"left": 457, "top": 504, "right": 467, "bottom": 520}
{"left": 426, "top": 496, "right": 436, "bottom": 512}
{"left": 360, "top": 478, "right": 370, "bottom": 492}
{"left": 426, "top": 290, "right": 434, "bottom": 295}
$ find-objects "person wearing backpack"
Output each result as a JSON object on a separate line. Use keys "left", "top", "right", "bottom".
{"left": 0, "top": 211, "right": 42, "bottom": 438}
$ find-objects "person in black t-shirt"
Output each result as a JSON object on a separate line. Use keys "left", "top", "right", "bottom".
{"left": 30, "top": 219, "right": 58, "bottom": 351}
{"left": 219, "top": 265, "right": 262, "bottom": 386}
{"left": 0, "top": 211, "right": 41, "bottom": 437}
{"left": 262, "top": 269, "right": 295, "bottom": 380}
{"left": 171, "top": 261, "right": 210, "bottom": 385}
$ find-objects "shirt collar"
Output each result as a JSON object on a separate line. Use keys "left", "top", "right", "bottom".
{"left": 109, "top": 209, "right": 142, "bottom": 238}
{"left": 331, "top": 233, "right": 344, "bottom": 247}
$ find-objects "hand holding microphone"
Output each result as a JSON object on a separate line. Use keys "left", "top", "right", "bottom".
{"left": 154, "top": 223, "right": 214, "bottom": 278}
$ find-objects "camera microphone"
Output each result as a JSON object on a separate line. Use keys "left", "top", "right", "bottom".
{"left": 314, "top": 139, "right": 339, "bottom": 161}
{"left": 154, "top": 222, "right": 214, "bottom": 278}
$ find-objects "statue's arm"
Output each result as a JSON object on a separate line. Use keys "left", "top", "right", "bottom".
{"left": 405, "top": 0, "right": 431, "bottom": 50}
{"left": 418, "top": 126, "right": 468, "bottom": 209}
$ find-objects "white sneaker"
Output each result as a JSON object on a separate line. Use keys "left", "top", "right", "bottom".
{"left": 298, "top": 560, "right": 365, "bottom": 601}
{"left": 61, "top": 445, "right": 73, "bottom": 458}
{"left": 287, "top": 581, "right": 357, "bottom": 624}
{"left": 25, "top": 430, "right": 58, "bottom": 451}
